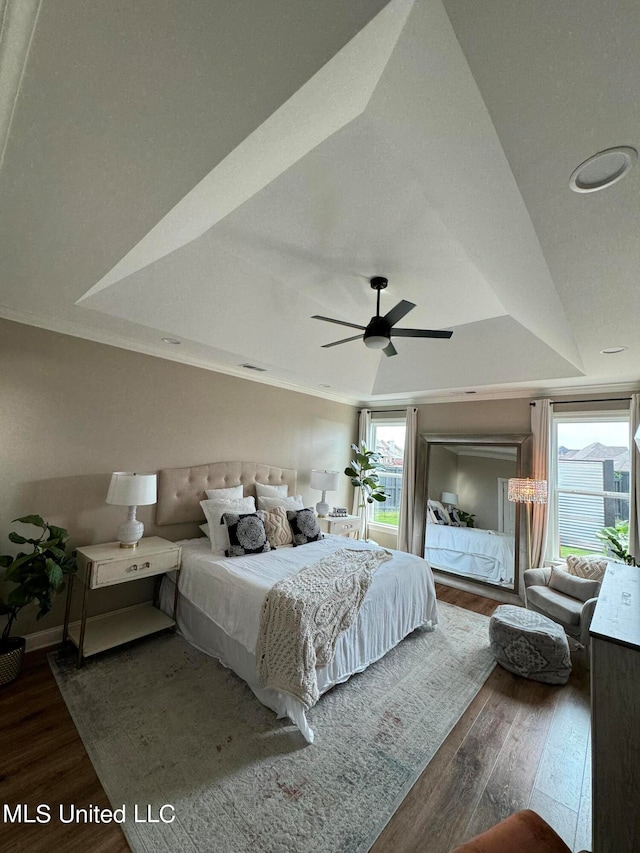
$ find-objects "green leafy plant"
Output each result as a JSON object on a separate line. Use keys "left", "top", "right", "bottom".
{"left": 0, "top": 516, "right": 77, "bottom": 644}
{"left": 345, "top": 442, "right": 388, "bottom": 507}
{"left": 595, "top": 519, "right": 637, "bottom": 566}
{"left": 456, "top": 509, "right": 476, "bottom": 529}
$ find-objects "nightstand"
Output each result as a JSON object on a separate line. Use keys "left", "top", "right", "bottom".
{"left": 63, "top": 536, "right": 181, "bottom": 667}
{"left": 318, "top": 515, "right": 361, "bottom": 538}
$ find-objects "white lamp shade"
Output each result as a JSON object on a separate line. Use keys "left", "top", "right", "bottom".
{"left": 441, "top": 491, "right": 458, "bottom": 506}
{"left": 310, "top": 469, "right": 340, "bottom": 492}
{"left": 106, "top": 472, "right": 157, "bottom": 506}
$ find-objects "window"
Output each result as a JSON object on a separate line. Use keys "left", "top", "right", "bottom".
{"left": 550, "top": 412, "right": 631, "bottom": 559}
{"left": 369, "top": 416, "right": 406, "bottom": 527}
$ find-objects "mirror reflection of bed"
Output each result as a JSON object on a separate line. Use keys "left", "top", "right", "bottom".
{"left": 426, "top": 444, "right": 518, "bottom": 590}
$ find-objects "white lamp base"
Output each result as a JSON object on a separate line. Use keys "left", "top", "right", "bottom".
{"left": 117, "top": 506, "right": 144, "bottom": 548}
{"left": 316, "top": 492, "right": 329, "bottom": 518}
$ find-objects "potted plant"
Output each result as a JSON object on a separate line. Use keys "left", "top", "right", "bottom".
{"left": 0, "top": 515, "right": 77, "bottom": 685}
{"left": 345, "top": 443, "right": 388, "bottom": 537}
{"left": 456, "top": 509, "right": 476, "bottom": 529}
{"left": 595, "top": 520, "right": 637, "bottom": 566}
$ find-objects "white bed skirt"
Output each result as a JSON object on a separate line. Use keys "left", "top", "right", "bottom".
{"left": 160, "top": 574, "right": 436, "bottom": 744}
{"left": 425, "top": 521, "right": 515, "bottom": 585}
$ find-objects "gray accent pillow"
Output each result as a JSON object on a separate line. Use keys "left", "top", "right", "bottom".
{"left": 286, "top": 508, "right": 323, "bottom": 546}
{"left": 222, "top": 511, "right": 271, "bottom": 557}
{"left": 549, "top": 567, "right": 600, "bottom": 602}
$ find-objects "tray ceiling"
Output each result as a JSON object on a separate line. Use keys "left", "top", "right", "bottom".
{"left": 0, "top": 0, "right": 638, "bottom": 404}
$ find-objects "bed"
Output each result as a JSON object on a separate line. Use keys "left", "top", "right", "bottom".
{"left": 156, "top": 461, "right": 438, "bottom": 742}
{"left": 425, "top": 517, "right": 515, "bottom": 585}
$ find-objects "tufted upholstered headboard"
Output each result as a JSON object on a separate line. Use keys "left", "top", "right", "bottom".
{"left": 156, "top": 461, "right": 297, "bottom": 526}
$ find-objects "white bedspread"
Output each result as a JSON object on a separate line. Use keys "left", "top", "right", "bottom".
{"left": 425, "top": 520, "right": 515, "bottom": 584}
{"left": 164, "top": 535, "right": 438, "bottom": 742}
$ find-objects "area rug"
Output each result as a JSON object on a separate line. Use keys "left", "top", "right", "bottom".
{"left": 50, "top": 602, "right": 494, "bottom": 853}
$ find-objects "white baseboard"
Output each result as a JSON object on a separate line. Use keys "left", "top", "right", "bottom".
{"left": 24, "top": 624, "right": 66, "bottom": 652}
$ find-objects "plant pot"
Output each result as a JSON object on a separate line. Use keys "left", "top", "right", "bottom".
{"left": 0, "top": 637, "right": 26, "bottom": 686}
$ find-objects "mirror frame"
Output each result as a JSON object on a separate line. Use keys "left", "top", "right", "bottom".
{"left": 412, "top": 433, "right": 532, "bottom": 598}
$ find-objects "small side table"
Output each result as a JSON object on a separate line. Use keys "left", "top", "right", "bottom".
{"left": 63, "top": 536, "right": 181, "bottom": 667}
{"left": 318, "top": 514, "right": 361, "bottom": 538}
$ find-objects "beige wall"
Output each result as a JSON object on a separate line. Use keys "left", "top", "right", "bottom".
{"left": 427, "top": 445, "right": 458, "bottom": 502}
{"left": 0, "top": 319, "right": 358, "bottom": 635}
{"left": 417, "top": 397, "right": 531, "bottom": 435}
{"left": 456, "top": 455, "right": 516, "bottom": 530}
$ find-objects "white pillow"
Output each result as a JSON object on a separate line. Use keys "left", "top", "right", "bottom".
{"left": 205, "top": 485, "right": 243, "bottom": 501}
{"left": 429, "top": 499, "right": 451, "bottom": 525}
{"left": 199, "top": 523, "right": 210, "bottom": 538}
{"left": 255, "top": 483, "right": 288, "bottom": 499}
{"left": 257, "top": 494, "right": 305, "bottom": 512}
{"left": 200, "top": 496, "right": 256, "bottom": 553}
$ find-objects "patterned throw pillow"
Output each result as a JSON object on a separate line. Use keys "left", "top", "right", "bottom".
{"left": 263, "top": 506, "right": 293, "bottom": 548}
{"left": 286, "top": 508, "right": 323, "bottom": 546}
{"left": 566, "top": 554, "right": 609, "bottom": 582}
{"left": 222, "top": 511, "right": 271, "bottom": 557}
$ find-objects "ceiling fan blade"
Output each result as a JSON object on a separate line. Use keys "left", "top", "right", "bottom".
{"left": 321, "top": 334, "right": 363, "bottom": 348}
{"left": 383, "top": 341, "right": 397, "bottom": 357}
{"left": 383, "top": 300, "right": 415, "bottom": 327}
{"left": 393, "top": 328, "right": 453, "bottom": 339}
{"left": 312, "top": 315, "right": 366, "bottom": 331}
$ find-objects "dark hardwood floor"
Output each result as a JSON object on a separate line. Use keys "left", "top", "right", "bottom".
{"left": 0, "top": 584, "right": 591, "bottom": 853}
{"left": 373, "top": 585, "right": 591, "bottom": 852}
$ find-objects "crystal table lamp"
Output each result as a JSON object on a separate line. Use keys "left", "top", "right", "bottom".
{"left": 310, "top": 469, "right": 340, "bottom": 518}
{"left": 106, "top": 472, "right": 157, "bottom": 548}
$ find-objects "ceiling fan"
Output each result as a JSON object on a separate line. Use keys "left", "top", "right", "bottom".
{"left": 312, "top": 277, "right": 453, "bottom": 357}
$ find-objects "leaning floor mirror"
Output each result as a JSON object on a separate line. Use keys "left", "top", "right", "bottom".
{"left": 413, "top": 434, "right": 532, "bottom": 595}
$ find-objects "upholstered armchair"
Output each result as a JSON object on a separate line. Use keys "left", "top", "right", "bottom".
{"left": 523, "top": 566, "right": 601, "bottom": 649}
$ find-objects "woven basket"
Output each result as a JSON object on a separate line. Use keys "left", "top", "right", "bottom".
{"left": 0, "top": 637, "right": 26, "bottom": 686}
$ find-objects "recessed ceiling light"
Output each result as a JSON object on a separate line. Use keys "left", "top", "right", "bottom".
{"left": 600, "top": 345, "right": 628, "bottom": 354}
{"left": 162, "top": 337, "right": 181, "bottom": 345}
{"left": 569, "top": 146, "right": 637, "bottom": 193}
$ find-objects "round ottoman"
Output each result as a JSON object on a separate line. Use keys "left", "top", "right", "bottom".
{"left": 489, "top": 605, "right": 571, "bottom": 685}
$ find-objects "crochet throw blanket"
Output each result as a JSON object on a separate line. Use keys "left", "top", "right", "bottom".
{"left": 256, "top": 548, "right": 392, "bottom": 709}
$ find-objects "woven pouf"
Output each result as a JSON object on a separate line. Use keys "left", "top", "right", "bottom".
{"left": 489, "top": 605, "right": 571, "bottom": 685}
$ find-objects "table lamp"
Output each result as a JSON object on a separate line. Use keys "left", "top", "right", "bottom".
{"left": 310, "top": 469, "right": 340, "bottom": 517}
{"left": 441, "top": 491, "right": 458, "bottom": 510}
{"left": 106, "top": 472, "right": 157, "bottom": 548}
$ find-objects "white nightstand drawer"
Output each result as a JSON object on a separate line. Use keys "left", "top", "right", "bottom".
{"left": 318, "top": 515, "right": 361, "bottom": 537}
{"left": 91, "top": 548, "right": 179, "bottom": 589}
{"left": 329, "top": 518, "right": 359, "bottom": 535}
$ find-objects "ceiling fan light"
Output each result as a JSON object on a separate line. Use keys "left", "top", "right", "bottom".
{"left": 364, "top": 335, "right": 390, "bottom": 350}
